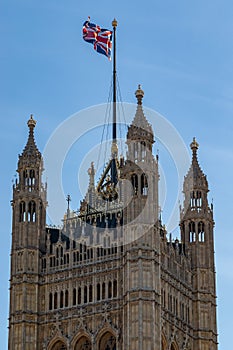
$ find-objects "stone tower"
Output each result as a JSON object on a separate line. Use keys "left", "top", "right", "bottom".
{"left": 9, "top": 115, "right": 47, "bottom": 349}
{"left": 120, "top": 86, "right": 161, "bottom": 348}
{"left": 8, "top": 88, "right": 218, "bottom": 350}
{"left": 180, "top": 138, "right": 218, "bottom": 349}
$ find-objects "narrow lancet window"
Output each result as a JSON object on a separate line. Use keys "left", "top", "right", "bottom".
{"left": 189, "top": 221, "right": 196, "bottom": 242}
{"left": 141, "top": 173, "right": 148, "bottom": 195}
{"left": 131, "top": 174, "right": 138, "bottom": 195}
{"left": 65, "top": 290, "right": 69, "bottom": 307}
{"left": 60, "top": 291, "right": 64, "bottom": 308}
{"left": 198, "top": 221, "right": 205, "bottom": 242}
{"left": 19, "top": 201, "right": 26, "bottom": 222}
{"left": 28, "top": 201, "right": 36, "bottom": 222}
{"left": 73, "top": 288, "right": 76, "bottom": 306}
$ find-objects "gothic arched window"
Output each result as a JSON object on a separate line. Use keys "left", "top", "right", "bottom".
{"left": 60, "top": 291, "right": 64, "bottom": 308}
{"left": 19, "top": 201, "right": 26, "bottom": 222}
{"left": 190, "top": 191, "right": 195, "bottom": 208}
{"left": 108, "top": 281, "right": 112, "bottom": 298}
{"left": 89, "top": 285, "right": 93, "bottom": 302}
{"left": 97, "top": 283, "right": 100, "bottom": 301}
{"left": 99, "top": 332, "right": 116, "bottom": 350}
{"left": 74, "top": 336, "right": 91, "bottom": 350}
{"left": 141, "top": 141, "right": 146, "bottom": 159}
{"left": 131, "top": 174, "right": 138, "bottom": 195}
{"left": 51, "top": 340, "right": 67, "bottom": 350}
{"left": 65, "top": 290, "right": 69, "bottom": 307}
{"left": 197, "top": 191, "right": 202, "bottom": 207}
{"left": 198, "top": 221, "right": 205, "bottom": 242}
{"left": 189, "top": 221, "right": 196, "bottom": 242}
{"left": 141, "top": 173, "right": 148, "bottom": 195}
{"left": 49, "top": 293, "right": 53, "bottom": 310}
{"left": 78, "top": 287, "right": 81, "bottom": 304}
{"left": 113, "top": 280, "right": 117, "bottom": 298}
{"left": 54, "top": 292, "right": 58, "bottom": 309}
{"left": 102, "top": 282, "right": 106, "bottom": 300}
{"left": 28, "top": 200, "right": 36, "bottom": 222}
{"left": 84, "top": 286, "right": 87, "bottom": 303}
{"left": 73, "top": 288, "right": 76, "bottom": 306}
{"left": 29, "top": 169, "right": 35, "bottom": 189}
{"left": 23, "top": 169, "right": 28, "bottom": 187}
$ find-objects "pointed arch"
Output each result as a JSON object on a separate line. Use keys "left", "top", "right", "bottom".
{"left": 19, "top": 201, "right": 26, "bottom": 222}
{"left": 74, "top": 335, "right": 92, "bottom": 350}
{"left": 98, "top": 331, "right": 116, "bottom": 350}
{"left": 71, "top": 332, "right": 92, "bottom": 350}
{"left": 29, "top": 169, "right": 35, "bottom": 188}
{"left": 198, "top": 221, "right": 205, "bottom": 242}
{"left": 141, "top": 140, "right": 146, "bottom": 158}
{"left": 189, "top": 221, "right": 196, "bottom": 242}
{"left": 48, "top": 338, "right": 67, "bottom": 350}
{"left": 28, "top": 200, "right": 36, "bottom": 222}
{"left": 141, "top": 173, "right": 148, "bottom": 195}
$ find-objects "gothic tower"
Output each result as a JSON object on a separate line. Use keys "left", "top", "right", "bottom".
{"left": 9, "top": 115, "right": 47, "bottom": 350}
{"left": 8, "top": 90, "right": 218, "bottom": 350}
{"left": 180, "top": 138, "right": 218, "bottom": 349}
{"left": 120, "top": 86, "right": 161, "bottom": 349}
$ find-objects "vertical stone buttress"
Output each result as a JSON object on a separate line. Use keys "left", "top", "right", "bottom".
{"left": 121, "top": 86, "right": 161, "bottom": 349}
{"left": 9, "top": 115, "right": 47, "bottom": 350}
{"left": 180, "top": 138, "right": 218, "bottom": 349}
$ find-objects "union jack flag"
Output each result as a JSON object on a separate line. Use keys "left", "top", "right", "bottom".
{"left": 83, "top": 18, "right": 112, "bottom": 59}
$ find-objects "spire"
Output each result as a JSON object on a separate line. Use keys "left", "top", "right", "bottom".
{"left": 19, "top": 115, "right": 41, "bottom": 165}
{"left": 183, "top": 137, "right": 208, "bottom": 192}
{"left": 127, "top": 85, "right": 154, "bottom": 145}
{"left": 88, "top": 162, "right": 95, "bottom": 189}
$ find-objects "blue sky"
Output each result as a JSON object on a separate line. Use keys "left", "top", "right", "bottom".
{"left": 1, "top": 0, "right": 233, "bottom": 348}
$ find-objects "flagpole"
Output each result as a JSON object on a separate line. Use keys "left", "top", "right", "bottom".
{"left": 111, "top": 18, "right": 118, "bottom": 158}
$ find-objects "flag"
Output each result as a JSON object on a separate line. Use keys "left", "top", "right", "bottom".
{"left": 83, "top": 18, "right": 112, "bottom": 59}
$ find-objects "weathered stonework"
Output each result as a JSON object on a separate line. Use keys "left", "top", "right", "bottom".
{"left": 8, "top": 89, "right": 218, "bottom": 350}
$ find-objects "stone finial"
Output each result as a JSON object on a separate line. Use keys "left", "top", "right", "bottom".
{"left": 27, "top": 114, "right": 37, "bottom": 129}
{"left": 190, "top": 137, "right": 199, "bottom": 153}
{"left": 135, "top": 84, "right": 144, "bottom": 105}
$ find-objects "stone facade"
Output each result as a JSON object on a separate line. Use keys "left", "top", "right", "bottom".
{"left": 8, "top": 87, "right": 218, "bottom": 349}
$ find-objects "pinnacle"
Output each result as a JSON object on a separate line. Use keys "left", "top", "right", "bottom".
{"left": 19, "top": 115, "right": 41, "bottom": 164}
{"left": 129, "top": 85, "right": 153, "bottom": 138}
{"left": 184, "top": 138, "right": 208, "bottom": 191}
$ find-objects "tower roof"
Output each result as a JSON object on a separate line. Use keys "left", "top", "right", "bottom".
{"left": 18, "top": 115, "right": 42, "bottom": 168}
{"left": 127, "top": 85, "right": 154, "bottom": 144}
{"left": 183, "top": 137, "right": 208, "bottom": 192}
